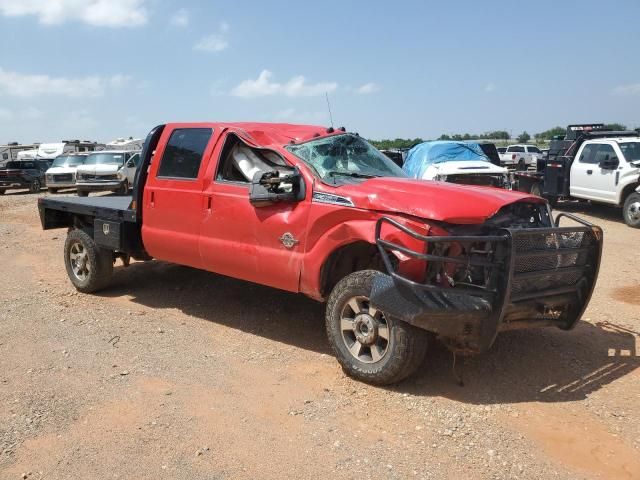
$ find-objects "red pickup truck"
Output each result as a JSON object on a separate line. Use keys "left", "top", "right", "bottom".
{"left": 38, "top": 123, "right": 603, "bottom": 385}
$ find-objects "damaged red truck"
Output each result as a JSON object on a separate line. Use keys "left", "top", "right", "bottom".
{"left": 38, "top": 123, "right": 603, "bottom": 385}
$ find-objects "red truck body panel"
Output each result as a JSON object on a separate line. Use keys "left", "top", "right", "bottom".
{"left": 139, "top": 122, "right": 544, "bottom": 300}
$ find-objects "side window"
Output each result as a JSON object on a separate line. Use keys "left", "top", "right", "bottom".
{"left": 593, "top": 144, "right": 616, "bottom": 165}
{"left": 527, "top": 146, "right": 541, "bottom": 153}
{"left": 157, "top": 128, "right": 213, "bottom": 179}
{"left": 578, "top": 145, "right": 597, "bottom": 163}
{"left": 216, "top": 134, "right": 287, "bottom": 184}
{"left": 130, "top": 153, "right": 141, "bottom": 167}
{"left": 2, "top": 153, "right": 7, "bottom": 160}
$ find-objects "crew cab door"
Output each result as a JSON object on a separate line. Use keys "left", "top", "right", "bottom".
{"left": 570, "top": 143, "right": 619, "bottom": 203}
{"left": 141, "top": 126, "right": 218, "bottom": 268}
{"left": 198, "top": 133, "right": 310, "bottom": 292}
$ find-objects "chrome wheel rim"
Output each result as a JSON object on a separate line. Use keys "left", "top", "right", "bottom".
{"left": 69, "top": 241, "right": 90, "bottom": 281}
{"left": 340, "top": 295, "right": 390, "bottom": 364}
{"left": 628, "top": 201, "right": 640, "bottom": 222}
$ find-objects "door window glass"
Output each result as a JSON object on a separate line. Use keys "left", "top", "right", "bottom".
{"left": 592, "top": 144, "right": 616, "bottom": 165}
{"left": 578, "top": 145, "right": 597, "bottom": 163}
{"left": 157, "top": 128, "right": 213, "bottom": 179}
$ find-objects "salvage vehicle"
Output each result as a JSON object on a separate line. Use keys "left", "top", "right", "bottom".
{"left": 75, "top": 150, "right": 141, "bottom": 196}
{"left": 515, "top": 124, "right": 640, "bottom": 228}
{"left": 38, "top": 123, "right": 603, "bottom": 385}
{"left": 0, "top": 159, "right": 50, "bottom": 194}
{"left": 45, "top": 153, "right": 88, "bottom": 193}
{"left": 403, "top": 140, "right": 510, "bottom": 188}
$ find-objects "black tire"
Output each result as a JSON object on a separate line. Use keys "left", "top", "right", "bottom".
{"left": 29, "top": 178, "right": 41, "bottom": 193}
{"left": 115, "top": 180, "right": 129, "bottom": 195}
{"left": 623, "top": 192, "right": 640, "bottom": 228}
{"left": 77, "top": 190, "right": 89, "bottom": 197}
{"left": 325, "top": 270, "right": 428, "bottom": 385}
{"left": 64, "top": 229, "right": 113, "bottom": 293}
{"left": 0, "top": 189, "right": 5, "bottom": 195}
{"left": 517, "top": 159, "right": 526, "bottom": 171}
{"left": 47, "top": 188, "right": 58, "bottom": 194}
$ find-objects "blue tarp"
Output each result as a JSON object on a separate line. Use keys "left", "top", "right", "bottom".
{"left": 403, "top": 141, "right": 490, "bottom": 179}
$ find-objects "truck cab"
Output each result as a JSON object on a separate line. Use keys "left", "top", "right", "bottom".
{"left": 500, "top": 144, "right": 542, "bottom": 170}
{"left": 569, "top": 138, "right": 640, "bottom": 204}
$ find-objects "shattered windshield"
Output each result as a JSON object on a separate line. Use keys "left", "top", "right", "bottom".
{"left": 285, "top": 134, "right": 406, "bottom": 181}
{"left": 619, "top": 142, "right": 640, "bottom": 162}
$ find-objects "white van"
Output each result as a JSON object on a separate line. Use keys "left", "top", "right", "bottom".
{"left": 75, "top": 150, "right": 141, "bottom": 196}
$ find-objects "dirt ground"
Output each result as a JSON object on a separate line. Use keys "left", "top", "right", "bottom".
{"left": 0, "top": 190, "right": 639, "bottom": 480}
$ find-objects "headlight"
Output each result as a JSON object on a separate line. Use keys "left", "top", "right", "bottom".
{"left": 76, "top": 174, "right": 85, "bottom": 181}
{"left": 46, "top": 174, "right": 53, "bottom": 180}
{"left": 436, "top": 174, "right": 447, "bottom": 182}
{"left": 116, "top": 171, "right": 125, "bottom": 181}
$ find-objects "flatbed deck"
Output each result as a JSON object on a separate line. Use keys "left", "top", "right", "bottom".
{"left": 39, "top": 194, "right": 137, "bottom": 223}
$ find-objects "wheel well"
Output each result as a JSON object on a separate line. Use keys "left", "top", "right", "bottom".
{"left": 620, "top": 182, "right": 640, "bottom": 205}
{"left": 319, "top": 241, "right": 384, "bottom": 298}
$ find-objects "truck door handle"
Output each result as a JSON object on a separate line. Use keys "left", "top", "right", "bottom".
{"left": 206, "top": 196, "right": 212, "bottom": 211}
{"left": 586, "top": 170, "right": 593, "bottom": 175}
{"left": 150, "top": 191, "right": 155, "bottom": 207}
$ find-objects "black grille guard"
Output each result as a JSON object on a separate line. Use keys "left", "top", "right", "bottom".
{"left": 371, "top": 213, "right": 603, "bottom": 353}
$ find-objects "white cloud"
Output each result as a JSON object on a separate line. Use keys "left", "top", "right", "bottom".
{"left": 194, "top": 22, "right": 229, "bottom": 52}
{"left": 169, "top": 8, "right": 188, "bottom": 27}
{"left": 612, "top": 83, "right": 640, "bottom": 96}
{"left": 0, "top": 0, "right": 148, "bottom": 27}
{"left": 231, "top": 70, "right": 338, "bottom": 98}
{"left": 354, "top": 82, "right": 380, "bottom": 95}
{"left": 484, "top": 82, "right": 496, "bottom": 93}
{"left": 0, "top": 67, "right": 130, "bottom": 97}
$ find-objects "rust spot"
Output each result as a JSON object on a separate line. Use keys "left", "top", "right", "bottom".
{"left": 612, "top": 285, "right": 640, "bottom": 305}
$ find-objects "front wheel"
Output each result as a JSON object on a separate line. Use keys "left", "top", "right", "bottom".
{"left": 325, "top": 270, "right": 428, "bottom": 385}
{"left": 64, "top": 229, "right": 114, "bottom": 293}
{"left": 77, "top": 190, "right": 89, "bottom": 197}
{"left": 115, "top": 180, "right": 129, "bottom": 195}
{"left": 623, "top": 192, "right": 640, "bottom": 228}
{"left": 29, "top": 179, "right": 41, "bottom": 193}
{"left": 47, "top": 188, "right": 58, "bottom": 194}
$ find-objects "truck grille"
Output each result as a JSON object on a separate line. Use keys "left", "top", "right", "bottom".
{"left": 79, "top": 174, "right": 118, "bottom": 181}
{"left": 52, "top": 174, "right": 73, "bottom": 182}
{"left": 509, "top": 228, "right": 601, "bottom": 301}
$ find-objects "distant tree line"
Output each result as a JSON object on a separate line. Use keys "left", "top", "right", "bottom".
{"left": 370, "top": 123, "right": 632, "bottom": 150}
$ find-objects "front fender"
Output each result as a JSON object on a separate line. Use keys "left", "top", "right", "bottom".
{"left": 299, "top": 214, "right": 430, "bottom": 300}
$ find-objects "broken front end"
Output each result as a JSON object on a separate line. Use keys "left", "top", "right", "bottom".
{"left": 370, "top": 202, "right": 603, "bottom": 354}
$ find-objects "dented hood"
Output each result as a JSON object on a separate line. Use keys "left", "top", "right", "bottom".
{"left": 328, "top": 177, "right": 544, "bottom": 224}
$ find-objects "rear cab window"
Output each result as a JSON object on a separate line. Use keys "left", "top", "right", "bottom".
{"left": 157, "top": 128, "right": 213, "bottom": 179}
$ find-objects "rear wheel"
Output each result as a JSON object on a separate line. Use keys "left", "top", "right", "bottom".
{"left": 64, "top": 229, "right": 113, "bottom": 293}
{"left": 623, "top": 192, "right": 640, "bottom": 228}
{"left": 517, "top": 159, "right": 526, "bottom": 171}
{"left": 29, "top": 178, "right": 41, "bottom": 193}
{"left": 325, "top": 270, "right": 428, "bottom": 385}
{"left": 77, "top": 190, "right": 89, "bottom": 197}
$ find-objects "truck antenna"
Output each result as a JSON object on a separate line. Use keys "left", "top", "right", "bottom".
{"left": 325, "top": 92, "right": 334, "bottom": 128}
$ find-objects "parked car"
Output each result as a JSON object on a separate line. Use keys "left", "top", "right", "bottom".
{"left": 75, "top": 150, "right": 141, "bottom": 196}
{"left": 45, "top": 153, "right": 88, "bottom": 193}
{"left": 500, "top": 144, "right": 542, "bottom": 170}
{"left": 403, "top": 141, "right": 509, "bottom": 188}
{"left": 38, "top": 122, "right": 602, "bottom": 385}
{"left": 515, "top": 124, "right": 640, "bottom": 227}
{"left": 0, "top": 159, "right": 50, "bottom": 194}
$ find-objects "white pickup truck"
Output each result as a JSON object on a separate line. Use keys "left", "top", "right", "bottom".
{"left": 516, "top": 128, "right": 640, "bottom": 227}
{"left": 500, "top": 144, "right": 542, "bottom": 170}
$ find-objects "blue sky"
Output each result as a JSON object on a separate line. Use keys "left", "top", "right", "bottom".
{"left": 1, "top": 0, "right": 639, "bottom": 144}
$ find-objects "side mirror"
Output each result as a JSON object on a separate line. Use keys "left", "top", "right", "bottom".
{"left": 249, "top": 168, "right": 305, "bottom": 207}
{"left": 126, "top": 160, "right": 135, "bottom": 168}
{"left": 599, "top": 156, "right": 619, "bottom": 170}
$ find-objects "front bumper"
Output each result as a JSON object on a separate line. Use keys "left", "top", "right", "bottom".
{"left": 370, "top": 214, "right": 603, "bottom": 354}
{"left": 76, "top": 181, "right": 123, "bottom": 191}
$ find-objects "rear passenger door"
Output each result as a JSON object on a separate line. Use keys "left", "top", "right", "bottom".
{"left": 142, "top": 127, "right": 217, "bottom": 269}
{"left": 570, "top": 143, "right": 600, "bottom": 200}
